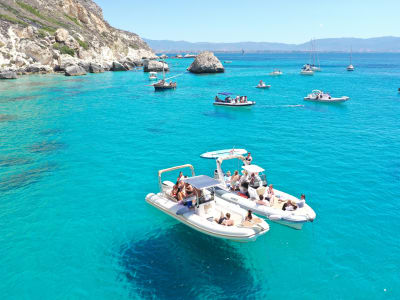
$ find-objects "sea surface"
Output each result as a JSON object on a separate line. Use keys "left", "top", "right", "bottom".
{"left": 0, "top": 53, "right": 399, "bottom": 299}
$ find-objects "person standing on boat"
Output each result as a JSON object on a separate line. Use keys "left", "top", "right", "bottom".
{"left": 245, "top": 152, "right": 253, "bottom": 164}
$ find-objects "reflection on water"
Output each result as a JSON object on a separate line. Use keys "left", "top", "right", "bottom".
{"left": 0, "top": 114, "right": 17, "bottom": 122}
{"left": 0, "top": 156, "right": 34, "bottom": 167}
{"left": 202, "top": 111, "right": 235, "bottom": 120}
{"left": 119, "top": 224, "right": 260, "bottom": 299}
{"left": 28, "top": 141, "right": 66, "bottom": 153}
{"left": 0, "top": 162, "right": 57, "bottom": 192}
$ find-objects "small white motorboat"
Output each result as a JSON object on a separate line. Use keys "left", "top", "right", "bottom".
{"left": 214, "top": 92, "right": 255, "bottom": 107}
{"left": 184, "top": 54, "right": 197, "bottom": 58}
{"left": 200, "top": 148, "right": 247, "bottom": 159}
{"left": 300, "top": 64, "right": 314, "bottom": 75}
{"left": 304, "top": 90, "right": 349, "bottom": 103}
{"left": 256, "top": 81, "right": 271, "bottom": 89}
{"left": 269, "top": 69, "right": 283, "bottom": 76}
{"left": 149, "top": 72, "right": 157, "bottom": 80}
{"left": 145, "top": 164, "right": 270, "bottom": 242}
{"left": 208, "top": 154, "right": 316, "bottom": 230}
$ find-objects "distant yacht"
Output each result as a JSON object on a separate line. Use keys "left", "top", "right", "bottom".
{"left": 347, "top": 48, "right": 355, "bottom": 71}
{"left": 269, "top": 69, "right": 282, "bottom": 76}
{"left": 300, "top": 64, "right": 314, "bottom": 75}
{"left": 184, "top": 54, "right": 196, "bottom": 58}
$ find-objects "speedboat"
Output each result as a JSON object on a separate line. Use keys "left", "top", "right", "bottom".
{"left": 214, "top": 92, "right": 255, "bottom": 107}
{"left": 269, "top": 69, "right": 282, "bottom": 76}
{"left": 347, "top": 64, "right": 354, "bottom": 71}
{"left": 205, "top": 153, "right": 316, "bottom": 229}
{"left": 200, "top": 148, "right": 247, "bottom": 159}
{"left": 149, "top": 72, "right": 157, "bottom": 80}
{"left": 304, "top": 90, "right": 349, "bottom": 103}
{"left": 256, "top": 81, "right": 271, "bottom": 89}
{"left": 300, "top": 64, "right": 314, "bottom": 75}
{"left": 145, "top": 164, "right": 270, "bottom": 242}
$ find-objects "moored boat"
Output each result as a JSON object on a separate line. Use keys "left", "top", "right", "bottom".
{"left": 214, "top": 93, "right": 255, "bottom": 107}
{"left": 304, "top": 90, "right": 349, "bottom": 103}
{"left": 256, "top": 80, "right": 271, "bottom": 89}
{"left": 145, "top": 164, "right": 270, "bottom": 242}
{"left": 347, "top": 48, "right": 355, "bottom": 71}
{"left": 184, "top": 54, "right": 197, "bottom": 58}
{"left": 269, "top": 69, "right": 282, "bottom": 76}
{"left": 200, "top": 148, "right": 247, "bottom": 159}
{"left": 149, "top": 72, "right": 157, "bottom": 80}
{"left": 300, "top": 64, "right": 314, "bottom": 75}
{"left": 207, "top": 154, "right": 316, "bottom": 229}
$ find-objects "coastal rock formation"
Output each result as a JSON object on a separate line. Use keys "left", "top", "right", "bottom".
{"left": 143, "top": 60, "right": 169, "bottom": 72}
{"left": 187, "top": 51, "right": 224, "bottom": 74}
{"left": 65, "top": 65, "right": 86, "bottom": 76}
{"left": 89, "top": 63, "right": 104, "bottom": 73}
{"left": 111, "top": 61, "right": 128, "bottom": 71}
{"left": 0, "top": 0, "right": 156, "bottom": 78}
{"left": 0, "top": 71, "right": 17, "bottom": 79}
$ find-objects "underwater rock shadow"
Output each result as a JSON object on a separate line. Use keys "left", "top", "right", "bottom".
{"left": 39, "top": 129, "right": 63, "bottom": 136}
{"left": 0, "top": 95, "right": 40, "bottom": 103}
{"left": 119, "top": 224, "right": 260, "bottom": 300}
{"left": 0, "top": 162, "right": 57, "bottom": 192}
{"left": 28, "top": 141, "right": 66, "bottom": 153}
{"left": 0, "top": 114, "right": 17, "bottom": 122}
{"left": 0, "top": 156, "right": 34, "bottom": 167}
{"left": 202, "top": 111, "right": 236, "bottom": 120}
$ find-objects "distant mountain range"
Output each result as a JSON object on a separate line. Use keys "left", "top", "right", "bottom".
{"left": 144, "top": 37, "right": 400, "bottom": 53}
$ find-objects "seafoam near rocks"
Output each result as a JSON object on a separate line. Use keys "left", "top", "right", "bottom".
{"left": 0, "top": 0, "right": 156, "bottom": 78}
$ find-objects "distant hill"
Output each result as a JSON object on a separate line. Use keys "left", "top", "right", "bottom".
{"left": 144, "top": 36, "right": 400, "bottom": 53}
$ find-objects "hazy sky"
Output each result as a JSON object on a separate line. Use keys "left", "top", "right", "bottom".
{"left": 95, "top": 0, "right": 399, "bottom": 43}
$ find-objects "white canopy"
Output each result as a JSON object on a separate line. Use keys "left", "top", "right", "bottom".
{"left": 242, "top": 164, "right": 265, "bottom": 173}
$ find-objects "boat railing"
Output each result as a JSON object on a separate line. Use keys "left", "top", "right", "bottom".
{"left": 158, "top": 164, "right": 195, "bottom": 192}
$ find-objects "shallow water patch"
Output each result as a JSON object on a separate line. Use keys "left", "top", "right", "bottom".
{"left": 0, "top": 95, "right": 39, "bottom": 103}
{"left": 0, "top": 114, "right": 17, "bottom": 122}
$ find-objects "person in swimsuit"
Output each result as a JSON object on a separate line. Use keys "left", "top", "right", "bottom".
{"left": 282, "top": 200, "right": 297, "bottom": 211}
{"left": 265, "top": 184, "right": 275, "bottom": 204}
{"left": 257, "top": 194, "right": 270, "bottom": 206}
{"left": 245, "top": 210, "right": 253, "bottom": 222}
{"left": 245, "top": 152, "right": 253, "bottom": 164}
{"left": 215, "top": 212, "right": 226, "bottom": 224}
{"left": 223, "top": 213, "right": 234, "bottom": 226}
{"left": 184, "top": 183, "right": 195, "bottom": 197}
{"left": 230, "top": 170, "right": 240, "bottom": 191}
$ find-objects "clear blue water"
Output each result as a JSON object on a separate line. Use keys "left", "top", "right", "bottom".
{"left": 1, "top": 53, "right": 399, "bottom": 299}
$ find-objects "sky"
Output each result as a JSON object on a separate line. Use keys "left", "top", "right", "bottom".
{"left": 95, "top": 0, "right": 400, "bottom": 44}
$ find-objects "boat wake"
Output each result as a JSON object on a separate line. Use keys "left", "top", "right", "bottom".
{"left": 258, "top": 104, "right": 305, "bottom": 108}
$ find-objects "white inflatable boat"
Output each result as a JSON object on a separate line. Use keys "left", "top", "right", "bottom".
{"left": 145, "top": 164, "right": 269, "bottom": 242}
{"left": 210, "top": 154, "right": 316, "bottom": 229}
{"left": 304, "top": 90, "right": 349, "bottom": 103}
{"left": 214, "top": 101, "right": 255, "bottom": 107}
{"left": 200, "top": 148, "right": 247, "bottom": 159}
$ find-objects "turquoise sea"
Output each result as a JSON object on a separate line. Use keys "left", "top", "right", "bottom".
{"left": 0, "top": 53, "right": 399, "bottom": 299}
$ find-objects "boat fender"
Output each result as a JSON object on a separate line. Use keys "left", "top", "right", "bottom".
{"left": 268, "top": 215, "right": 282, "bottom": 221}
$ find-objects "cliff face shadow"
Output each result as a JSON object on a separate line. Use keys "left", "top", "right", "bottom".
{"left": 119, "top": 224, "right": 259, "bottom": 300}
{"left": 0, "top": 162, "right": 57, "bottom": 192}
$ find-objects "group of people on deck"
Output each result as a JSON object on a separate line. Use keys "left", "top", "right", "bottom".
{"left": 221, "top": 153, "right": 304, "bottom": 211}
{"left": 215, "top": 95, "right": 249, "bottom": 104}
{"left": 171, "top": 171, "right": 198, "bottom": 207}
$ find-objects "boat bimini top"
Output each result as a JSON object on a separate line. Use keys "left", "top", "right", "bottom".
{"left": 158, "top": 164, "right": 195, "bottom": 191}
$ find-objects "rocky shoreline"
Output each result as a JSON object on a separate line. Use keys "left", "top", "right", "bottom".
{"left": 0, "top": 0, "right": 157, "bottom": 79}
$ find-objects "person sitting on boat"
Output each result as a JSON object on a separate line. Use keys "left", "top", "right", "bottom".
{"left": 249, "top": 172, "right": 262, "bottom": 188}
{"left": 282, "top": 200, "right": 297, "bottom": 211}
{"left": 259, "top": 80, "right": 264, "bottom": 87}
{"left": 230, "top": 170, "right": 240, "bottom": 190}
{"left": 177, "top": 171, "right": 184, "bottom": 182}
{"left": 224, "top": 171, "right": 232, "bottom": 187}
{"left": 297, "top": 194, "right": 306, "bottom": 208}
{"left": 265, "top": 184, "right": 275, "bottom": 203}
{"left": 239, "top": 181, "right": 250, "bottom": 198}
{"left": 215, "top": 212, "right": 226, "bottom": 224}
{"left": 245, "top": 152, "right": 253, "bottom": 164}
{"left": 245, "top": 210, "right": 253, "bottom": 222}
{"left": 215, "top": 95, "right": 221, "bottom": 102}
{"left": 244, "top": 96, "right": 248, "bottom": 103}
{"left": 257, "top": 194, "right": 270, "bottom": 206}
{"left": 184, "top": 182, "right": 195, "bottom": 198}
{"left": 172, "top": 181, "right": 185, "bottom": 202}
{"left": 240, "top": 170, "right": 248, "bottom": 184}
{"left": 224, "top": 96, "right": 231, "bottom": 103}
{"left": 223, "top": 213, "right": 234, "bottom": 226}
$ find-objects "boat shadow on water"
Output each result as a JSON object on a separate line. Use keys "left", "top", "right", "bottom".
{"left": 118, "top": 223, "right": 261, "bottom": 299}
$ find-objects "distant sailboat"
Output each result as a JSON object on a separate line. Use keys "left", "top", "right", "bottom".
{"left": 347, "top": 48, "right": 355, "bottom": 71}
{"left": 310, "top": 39, "right": 321, "bottom": 72}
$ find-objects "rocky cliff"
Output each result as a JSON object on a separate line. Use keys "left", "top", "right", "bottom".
{"left": 0, "top": 0, "right": 156, "bottom": 77}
